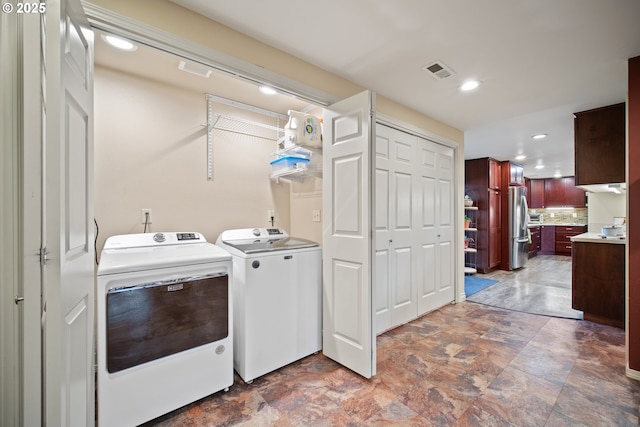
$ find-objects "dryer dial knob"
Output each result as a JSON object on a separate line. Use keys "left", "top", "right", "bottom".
{"left": 252, "top": 228, "right": 261, "bottom": 236}
{"left": 153, "top": 233, "right": 166, "bottom": 243}
{"left": 252, "top": 260, "right": 260, "bottom": 269}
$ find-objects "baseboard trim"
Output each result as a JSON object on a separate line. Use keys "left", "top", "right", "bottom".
{"left": 626, "top": 366, "right": 640, "bottom": 381}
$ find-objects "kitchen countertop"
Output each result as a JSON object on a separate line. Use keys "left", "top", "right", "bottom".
{"left": 570, "top": 232, "right": 626, "bottom": 244}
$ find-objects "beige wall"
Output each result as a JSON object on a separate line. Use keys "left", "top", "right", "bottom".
{"left": 586, "top": 192, "right": 626, "bottom": 231}
{"left": 94, "top": 66, "right": 291, "bottom": 253}
{"left": 290, "top": 178, "right": 323, "bottom": 244}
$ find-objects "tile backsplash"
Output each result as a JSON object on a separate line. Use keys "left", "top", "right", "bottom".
{"left": 528, "top": 208, "right": 587, "bottom": 225}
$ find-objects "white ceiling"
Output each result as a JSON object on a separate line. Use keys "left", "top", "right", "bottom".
{"left": 165, "top": 0, "right": 640, "bottom": 179}
{"left": 95, "top": 1, "right": 640, "bottom": 179}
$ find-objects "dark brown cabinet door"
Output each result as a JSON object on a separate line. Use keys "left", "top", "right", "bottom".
{"left": 563, "top": 177, "right": 586, "bottom": 207}
{"left": 528, "top": 226, "right": 540, "bottom": 256}
{"left": 544, "top": 178, "right": 564, "bottom": 207}
{"left": 489, "top": 159, "right": 501, "bottom": 190}
{"left": 540, "top": 225, "right": 555, "bottom": 254}
{"left": 574, "top": 103, "right": 626, "bottom": 186}
{"left": 542, "top": 176, "right": 584, "bottom": 208}
{"left": 509, "top": 162, "right": 524, "bottom": 186}
{"left": 572, "top": 242, "right": 625, "bottom": 328}
{"left": 530, "top": 179, "right": 545, "bottom": 208}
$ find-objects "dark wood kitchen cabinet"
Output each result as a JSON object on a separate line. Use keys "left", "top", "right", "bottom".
{"left": 540, "top": 225, "right": 555, "bottom": 254}
{"left": 543, "top": 176, "right": 586, "bottom": 208}
{"left": 503, "top": 161, "right": 524, "bottom": 186}
{"left": 574, "top": 103, "right": 626, "bottom": 186}
{"left": 488, "top": 189, "right": 501, "bottom": 268}
{"left": 488, "top": 158, "right": 501, "bottom": 190}
{"left": 572, "top": 241, "right": 625, "bottom": 328}
{"left": 529, "top": 179, "right": 545, "bottom": 208}
{"left": 528, "top": 226, "right": 541, "bottom": 257}
{"left": 555, "top": 225, "right": 587, "bottom": 255}
{"left": 544, "top": 178, "right": 564, "bottom": 207}
{"left": 465, "top": 158, "right": 502, "bottom": 273}
{"left": 563, "top": 177, "right": 587, "bottom": 207}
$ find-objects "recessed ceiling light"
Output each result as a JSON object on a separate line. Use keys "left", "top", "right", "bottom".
{"left": 515, "top": 155, "right": 526, "bottom": 161}
{"left": 101, "top": 34, "right": 138, "bottom": 51}
{"left": 553, "top": 171, "right": 562, "bottom": 178}
{"left": 460, "top": 80, "right": 480, "bottom": 91}
{"left": 535, "top": 164, "right": 545, "bottom": 169}
{"left": 532, "top": 133, "right": 547, "bottom": 140}
{"left": 259, "top": 86, "right": 277, "bottom": 95}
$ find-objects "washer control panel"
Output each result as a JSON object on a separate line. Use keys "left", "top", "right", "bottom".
{"left": 177, "top": 232, "right": 200, "bottom": 241}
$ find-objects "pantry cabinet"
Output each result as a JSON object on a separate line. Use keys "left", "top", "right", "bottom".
{"left": 465, "top": 158, "right": 502, "bottom": 273}
{"left": 574, "top": 103, "right": 626, "bottom": 186}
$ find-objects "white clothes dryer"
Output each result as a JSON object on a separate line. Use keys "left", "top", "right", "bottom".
{"left": 216, "top": 228, "right": 321, "bottom": 383}
{"left": 96, "top": 232, "right": 232, "bottom": 427}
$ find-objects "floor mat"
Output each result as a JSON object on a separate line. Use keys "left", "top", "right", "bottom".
{"left": 464, "top": 276, "right": 498, "bottom": 296}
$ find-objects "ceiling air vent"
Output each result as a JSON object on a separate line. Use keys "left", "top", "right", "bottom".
{"left": 178, "top": 60, "right": 213, "bottom": 78}
{"left": 422, "top": 61, "right": 455, "bottom": 80}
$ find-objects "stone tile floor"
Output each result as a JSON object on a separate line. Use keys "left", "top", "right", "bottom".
{"left": 466, "top": 255, "right": 583, "bottom": 319}
{"left": 142, "top": 302, "right": 639, "bottom": 426}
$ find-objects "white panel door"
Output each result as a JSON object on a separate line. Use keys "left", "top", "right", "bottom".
{"left": 374, "top": 124, "right": 417, "bottom": 334}
{"left": 44, "top": 1, "right": 95, "bottom": 425}
{"left": 323, "top": 91, "right": 375, "bottom": 378}
{"left": 374, "top": 132, "right": 391, "bottom": 333}
{"left": 417, "top": 139, "right": 455, "bottom": 314}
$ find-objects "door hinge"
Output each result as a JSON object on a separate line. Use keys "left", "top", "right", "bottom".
{"left": 39, "top": 247, "right": 48, "bottom": 266}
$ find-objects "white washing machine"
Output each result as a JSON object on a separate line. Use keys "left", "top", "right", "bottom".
{"left": 96, "top": 232, "right": 233, "bottom": 427}
{"left": 216, "top": 228, "right": 321, "bottom": 383}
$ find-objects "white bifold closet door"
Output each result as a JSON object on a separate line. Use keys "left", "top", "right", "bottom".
{"left": 375, "top": 124, "right": 454, "bottom": 335}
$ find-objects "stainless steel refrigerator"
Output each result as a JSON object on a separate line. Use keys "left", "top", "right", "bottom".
{"left": 508, "top": 186, "right": 529, "bottom": 269}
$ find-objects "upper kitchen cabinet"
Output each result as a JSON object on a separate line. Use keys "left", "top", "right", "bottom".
{"left": 574, "top": 103, "right": 626, "bottom": 186}
{"left": 488, "top": 158, "right": 501, "bottom": 190}
{"left": 503, "top": 161, "right": 524, "bottom": 186}
{"left": 563, "top": 177, "right": 587, "bottom": 207}
{"left": 529, "top": 179, "right": 545, "bottom": 208}
{"left": 544, "top": 176, "right": 586, "bottom": 208}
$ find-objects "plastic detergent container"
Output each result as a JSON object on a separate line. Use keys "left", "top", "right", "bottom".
{"left": 284, "top": 110, "right": 322, "bottom": 148}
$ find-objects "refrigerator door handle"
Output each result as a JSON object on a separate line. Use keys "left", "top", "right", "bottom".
{"left": 516, "top": 237, "right": 529, "bottom": 243}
